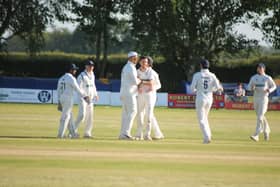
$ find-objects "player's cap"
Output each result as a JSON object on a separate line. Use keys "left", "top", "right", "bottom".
{"left": 147, "top": 56, "right": 153, "bottom": 67}
{"left": 85, "top": 60, "right": 95, "bottom": 66}
{"left": 200, "top": 59, "right": 210, "bottom": 68}
{"left": 69, "top": 63, "right": 79, "bottom": 70}
{"left": 128, "top": 51, "right": 138, "bottom": 58}
{"left": 257, "top": 63, "right": 265, "bottom": 69}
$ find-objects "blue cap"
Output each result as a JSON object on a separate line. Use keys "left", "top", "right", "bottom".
{"left": 200, "top": 59, "right": 210, "bottom": 68}
{"left": 69, "top": 63, "right": 79, "bottom": 70}
{"left": 257, "top": 63, "right": 265, "bottom": 69}
{"left": 85, "top": 60, "right": 95, "bottom": 66}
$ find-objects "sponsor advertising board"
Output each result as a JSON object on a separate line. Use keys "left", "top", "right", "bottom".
{"left": 168, "top": 94, "right": 225, "bottom": 109}
{"left": 0, "top": 88, "right": 52, "bottom": 104}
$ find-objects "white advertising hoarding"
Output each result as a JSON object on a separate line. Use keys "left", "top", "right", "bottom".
{"left": 53, "top": 91, "right": 112, "bottom": 105}
{"left": 0, "top": 88, "right": 168, "bottom": 106}
{"left": 0, "top": 88, "right": 53, "bottom": 104}
{"left": 110, "top": 92, "right": 168, "bottom": 107}
{"left": 155, "top": 93, "right": 168, "bottom": 107}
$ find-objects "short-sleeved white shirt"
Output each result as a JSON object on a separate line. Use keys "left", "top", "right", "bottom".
{"left": 137, "top": 67, "right": 161, "bottom": 93}
{"left": 77, "top": 71, "right": 98, "bottom": 99}
{"left": 191, "top": 69, "right": 222, "bottom": 100}
{"left": 248, "top": 74, "right": 276, "bottom": 98}
{"left": 57, "top": 73, "right": 84, "bottom": 102}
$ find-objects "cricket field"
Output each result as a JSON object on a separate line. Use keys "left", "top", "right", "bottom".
{"left": 0, "top": 103, "right": 280, "bottom": 187}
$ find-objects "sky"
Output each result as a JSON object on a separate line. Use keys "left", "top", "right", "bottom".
{"left": 233, "top": 23, "right": 270, "bottom": 47}
{"left": 51, "top": 0, "right": 271, "bottom": 47}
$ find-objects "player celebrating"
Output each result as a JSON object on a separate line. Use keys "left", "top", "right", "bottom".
{"left": 119, "top": 51, "right": 141, "bottom": 140}
{"left": 57, "top": 64, "right": 90, "bottom": 139}
{"left": 248, "top": 63, "right": 276, "bottom": 142}
{"left": 135, "top": 56, "right": 164, "bottom": 140}
{"left": 191, "top": 59, "right": 223, "bottom": 144}
{"left": 74, "top": 60, "right": 99, "bottom": 139}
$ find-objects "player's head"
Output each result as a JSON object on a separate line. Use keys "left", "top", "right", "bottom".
{"left": 200, "top": 59, "right": 210, "bottom": 69}
{"left": 147, "top": 56, "right": 153, "bottom": 67}
{"left": 139, "top": 56, "right": 149, "bottom": 68}
{"left": 68, "top": 63, "right": 79, "bottom": 75}
{"left": 237, "top": 82, "right": 243, "bottom": 88}
{"left": 128, "top": 51, "right": 138, "bottom": 64}
{"left": 85, "top": 59, "right": 95, "bottom": 72}
{"left": 257, "top": 63, "right": 265, "bottom": 75}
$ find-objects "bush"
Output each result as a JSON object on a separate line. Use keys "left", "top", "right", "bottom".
{"left": 1, "top": 52, "right": 280, "bottom": 92}
{"left": 214, "top": 55, "right": 280, "bottom": 82}
{"left": 0, "top": 52, "right": 90, "bottom": 77}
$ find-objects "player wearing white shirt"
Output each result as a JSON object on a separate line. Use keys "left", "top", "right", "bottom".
{"left": 135, "top": 56, "right": 164, "bottom": 140}
{"left": 191, "top": 59, "right": 223, "bottom": 144}
{"left": 248, "top": 63, "right": 276, "bottom": 141}
{"left": 119, "top": 51, "right": 141, "bottom": 140}
{"left": 74, "top": 60, "right": 99, "bottom": 138}
{"left": 57, "top": 64, "right": 90, "bottom": 138}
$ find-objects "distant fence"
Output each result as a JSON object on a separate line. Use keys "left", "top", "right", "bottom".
{"left": 167, "top": 93, "right": 280, "bottom": 110}
{"left": 0, "top": 76, "right": 167, "bottom": 106}
{"left": 1, "top": 76, "right": 280, "bottom": 109}
{"left": 184, "top": 82, "right": 280, "bottom": 97}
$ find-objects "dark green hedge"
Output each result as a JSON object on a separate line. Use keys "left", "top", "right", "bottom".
{"left": 213, "top": 56, "right": 280, "bottom": 84}
{"left": 1, "top": 52, "right": 279, "bottom": 92}
{"left": 0, "top": 52, "right": 88, "bottom": 77}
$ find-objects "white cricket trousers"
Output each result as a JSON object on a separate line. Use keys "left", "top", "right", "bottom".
{"left": 75, "top": 99, "right": 94, "bottom": 137}
{"left": 195, "top": 98, "right": 212, "bottom": 142}
{"left": 136, "top": 92, "right": 154, "bottom": 138}
{"left": 58, "top": 96, "right": 75, "bottom": 138}
{"left": 253, "top": 96, "right": 270, "bottom": 136}
{"left": 150, "top": 92, "right": 163, "bottom": 138}
{"left": 136, "top": 92, "right": 163, "bottom": 138}
{"left": 152, "top": 115, "right": 164, "bottom": 138}
{"left": 120, "top": 95, "right": 137, "bottom": 137}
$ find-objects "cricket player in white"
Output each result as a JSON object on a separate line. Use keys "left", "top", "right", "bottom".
{"left": 136, "top": 56, "right": 164, "bottom": 140}
{"left": 74, "top": 60, "right": 99, "bottom": 138}
{"left": 119, "top": 51, "right": 141, "bottom": 140}
{"left": 191, "top": 59, "right": 223, "bottom": 144}
{"left": 248, "top": 63, "right": 276, "bottom": 141}
{"left": 57, "top": 64, "right": 90, "bottom": 138}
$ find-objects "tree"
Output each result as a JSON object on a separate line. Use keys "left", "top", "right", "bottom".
{"left": 72, "top": 0, "right": 123, "bottom": 78}
{"left": 0, "top": 0, "right": 73, "bottom": 55}
{"left": 44, "top": 28, "right": 72, "bottom": 52}
{"left": 108, "top": 18, "right": 136, "bottom": 54}
{"left": 130, "top": 0, "right": 260, "bottom": 79}
{"left": 1, "top": 0, "right": 46, "bottom": 54}
{"left": 238, "top": 0, "right": 280, "bottom": 48}
{"left": 69, "top": 27, "right": 94, "bottom": 54}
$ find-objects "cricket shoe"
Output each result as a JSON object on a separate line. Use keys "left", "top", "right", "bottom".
{"left": 250, "top": 135, "right": 259, "bottom": 142}
{"left": 83, "top": 135, "right": 93, "bottom": 139}
{"left": 57, "top": 135, "right": 67, "bottom": 139}
{"left": 203, "top": 139, "right": 211, "bottom": 144}
{"left": 134, "top": 136, "right": 143, "bottom": 141}
{"left": 119, "top": 135, "right": 135, "bottom": 141}
{"left": 152, "top": 136, "right": 164, "bottom": 140}
{"left": 70, "top": 133, "right": 80, "bottom": 139}
{"left": 144, "top": 136, "right": 152, "bottom": 141}
{"left": 264, "top": 133, "right": 270, "bottom": 141}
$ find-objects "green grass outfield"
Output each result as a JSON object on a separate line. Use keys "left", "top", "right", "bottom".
{"left": 0, "top": 103, "right": 280, "bottom": 187}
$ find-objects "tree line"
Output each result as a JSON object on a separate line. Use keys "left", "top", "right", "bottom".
{"left": 6, "top": 28, "right": 135, "bottom": 55}
{"left": 1, "top": 0, "right": 280, "bottom": 78}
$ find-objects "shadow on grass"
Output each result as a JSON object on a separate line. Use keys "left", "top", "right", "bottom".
{"left": 0, "top": 136, "right": 56, "bottom": 139}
